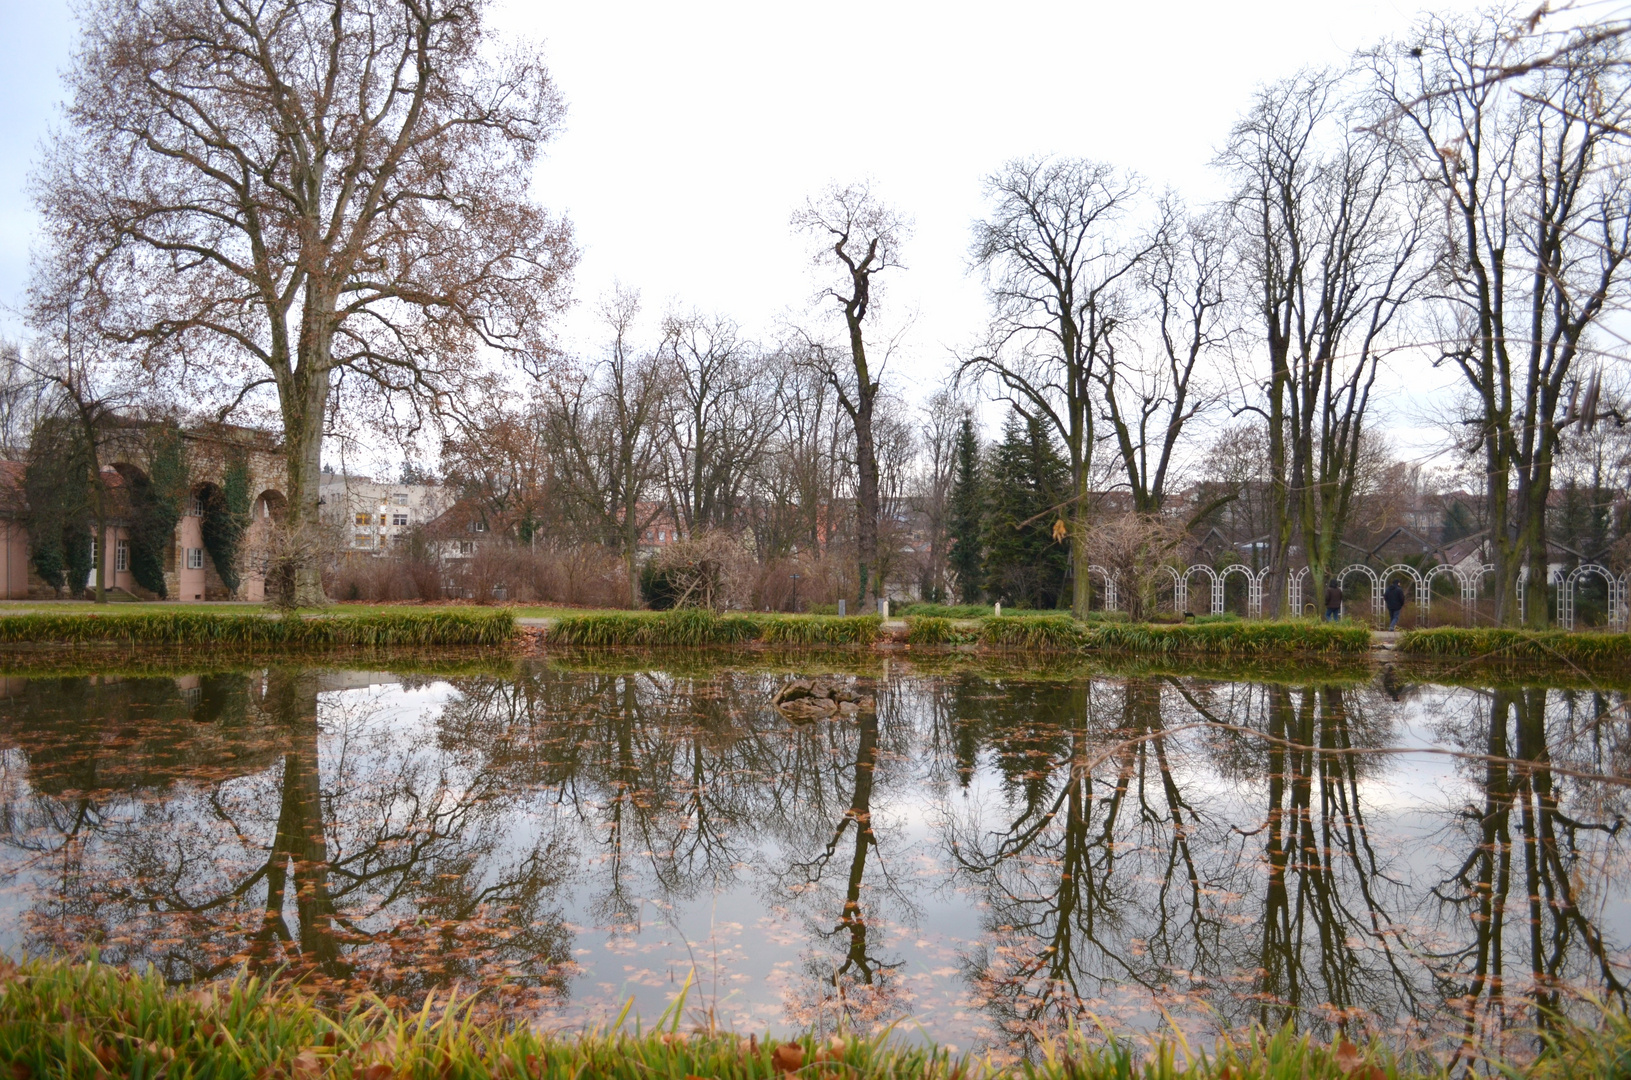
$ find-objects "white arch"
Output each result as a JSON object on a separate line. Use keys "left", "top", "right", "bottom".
{"left": 1086, "top": 564, "right": 1119, "bottom": 611}
{"left": 1376, "top": 567, "right": 1428, "bottom": 626}
{"left": 1287, "top": 566, "right": 1311, "bottom": 617}
{"left": 1334, "top": 565, "right": 1381, "bottom": 623}
{"left": 1216, "top": 563, "right": 1267, "bottom": 617}
{"left": 1557, "top": 563, "right": 1628, "bottom": 630}
{"left": 1174, "top": 564, "right": 1219, "bottom": 614}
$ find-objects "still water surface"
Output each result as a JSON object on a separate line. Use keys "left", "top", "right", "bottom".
{"left": 0, "top": 658, "right": 1625, "bottom": 1056}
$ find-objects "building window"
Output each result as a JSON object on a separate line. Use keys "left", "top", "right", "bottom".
{"left": 186, "top": 547, "right": 204, "bottom": 570}
{"left": 189, "top": 496, "right": 204, "bottom": 516}
{"left": 355, "top": 512, "right": 370, "bottom": 525}
{"left": 116, "top": 539, "right": 129, "bottom": 572}
{"left": 392, "top": 513, "right": 408, "bottom": 526}
{"left": 393, "top": 493, "right": 409, "bottom": 506}
{"left": 458, "top": 541, "right": 475, "bottom": 555}
{"left": 354, "top": 533, "right": 373, "bottom": 548}
{"left": 469, "top": 520, "right": 487, "bottom": 533}
{"left": 378, "top": 513, "right": 388, "bottom": 525}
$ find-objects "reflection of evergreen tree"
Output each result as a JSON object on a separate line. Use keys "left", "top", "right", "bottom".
{"left": 947, "top": 418, "right": 984, "bottom": 603}
{"left": 982, "top": 412, "right": 1069, "bottom": 608}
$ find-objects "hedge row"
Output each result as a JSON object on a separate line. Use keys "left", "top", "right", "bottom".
{"left": 1397, "top": 626, "right": 1631, "bottom": 664}
{"left": 0, "top": 609, "right": 517, "bottom": 647}
{"left": 3, "top": 956, "right": 1624, "bottom": 1080}
{"left": 547, "top": 610, "right": 883, "bottom": 647}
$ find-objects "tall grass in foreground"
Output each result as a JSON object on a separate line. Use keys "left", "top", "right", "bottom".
{"left": 0, "top": 609, "right": 516, "bottom": 647}
{"left": 1397, "top": 627, "right": 1631, "bottom": 664}
{"left": 1, "top": 957, "right": 1626, "bottom": 1079}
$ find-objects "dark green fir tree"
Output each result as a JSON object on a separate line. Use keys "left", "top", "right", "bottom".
{"left": 947, "top": 416, "right": 985, "bottom": 603}
{"left": 982, "top": 411, "right": 1069, "bottom": 608}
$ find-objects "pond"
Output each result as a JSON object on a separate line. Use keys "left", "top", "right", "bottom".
{"left": 0, "top": 656, "right": 1625, "bottom": 1058}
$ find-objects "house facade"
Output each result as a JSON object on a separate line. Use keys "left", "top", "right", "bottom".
{"left": 319, "top": 473, "right": 454, "bottom": 555}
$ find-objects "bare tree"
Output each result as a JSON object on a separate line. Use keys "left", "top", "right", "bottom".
{"left": 792, "top": 183, "right": 909, "bottom": 610}
{"left": 32, "top": 0, "right": 575, "bottom": 604}
{"left": 1366, "top": 13, "right": 1631, "bottom": 624}
{"left": 912, "top": 389, "right": 966, "bottom": 603}
{"left": 962, "top": 156, "right": 1153, "bottom": 616}
{"left": 541, "top": 290, "right": 670, "bottom": 606}
{"left": 1097, "top": 200, "right": 1230, "bottom": 513}
{"left": 657, "top": 311, "right": 782, "bottom": 536}
{"left": 1221, "top": 69, "right": 1431, "bottom": 611}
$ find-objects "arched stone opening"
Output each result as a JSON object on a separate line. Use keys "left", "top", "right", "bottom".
{"left": 241, "top": 490, "right": 287, "bottom": 603}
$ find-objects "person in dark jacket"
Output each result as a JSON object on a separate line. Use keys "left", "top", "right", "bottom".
{"left": 1384, "top": 579, "right": 1407, "bottom": 630}
{"left": 1324, "top": 579, "right": 1343, "bottom": 622}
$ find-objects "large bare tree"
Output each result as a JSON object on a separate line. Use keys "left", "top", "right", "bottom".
{"left": 793, "top": 183, "right": 908, "bottom": 610}
{"left": 963, "top": 156, "right": 1152, "bottom": 617}
{"left": 1221, "top": 70, "right": 1430, "bottom": 612}
{"left": 1367, "top": 13, "right": 1631, "bottom": 625}
{"left": 31, "top": 0, "right": 575, "bottom": 603}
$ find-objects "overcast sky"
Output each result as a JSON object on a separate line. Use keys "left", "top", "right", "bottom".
{"left": 0, "top": 0, "right": 1495, "bottom": 471}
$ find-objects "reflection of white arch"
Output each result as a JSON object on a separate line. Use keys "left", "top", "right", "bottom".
{"left": 1557, "top": 563, "right": 1628, "bottom": 630}
{"left": 1086, "top": 564, "right": 1118, "bottom": 611}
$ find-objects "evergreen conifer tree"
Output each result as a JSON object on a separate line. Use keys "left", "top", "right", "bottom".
{"left": 983, "top": 411, "right": 1069, "bottom": 608}
{"left": 947, "top": 416, "right": 985, "bottom": 603}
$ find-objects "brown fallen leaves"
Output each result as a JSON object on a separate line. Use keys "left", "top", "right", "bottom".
{"left": 770, "top": 1042, "right": 805, "bottom": 1073}
{"left": 1332, "top": 1038, "right": 1386, "bottom": 1080}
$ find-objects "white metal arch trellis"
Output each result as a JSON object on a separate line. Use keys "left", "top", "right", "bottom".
{"left": 1377, "top": 564, "right": 1425, "bottom": 626}
{"left": 1287, "top": 567, "right": 1311, "bottom": 617}
{"left": 1217, "top": 563, "right": 1267, "bottom": 617}
{"left": 1086, "top": 564, "right": 1119, "bottom": 612}
{"left": 1557, "top": 563, "right": 1628, "bottom": 630}
{"left": 1334, "top": 564, "right": 1381, "bottom": 622}
{"left": 1169, "top": 564, "right": 1219, "bottom": 615}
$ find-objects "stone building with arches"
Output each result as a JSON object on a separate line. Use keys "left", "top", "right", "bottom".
{"left": 0, "top": 419, "right": 289, "bottom": 601}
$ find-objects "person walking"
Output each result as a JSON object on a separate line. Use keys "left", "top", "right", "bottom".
{"left": 1384, "top": 579, "right": 1406, "bottom": 631}
{"left": 1324, "top": 579, "right": 1343, "bottom": 622}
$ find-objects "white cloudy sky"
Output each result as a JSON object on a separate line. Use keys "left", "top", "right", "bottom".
{"left": 0, "top": 0, "right": 1500, "bottom": 472}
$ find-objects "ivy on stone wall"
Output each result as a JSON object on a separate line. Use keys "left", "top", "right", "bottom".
{"left": 23, "top": 417, "right": 92, "bottom": 596}
{"left": 128, "top": 427, "right": 188, "bottom": 598}
{"left": 201, "top": 453, "right": 251, "bottom": 593}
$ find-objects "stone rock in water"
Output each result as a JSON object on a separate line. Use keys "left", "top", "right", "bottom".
{"left": 772, "top": 677, "right": 876, "bottom": 720}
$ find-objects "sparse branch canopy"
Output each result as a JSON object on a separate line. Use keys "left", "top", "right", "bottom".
{"left": 32, "top": 0, "right": 576, "bottom": 604}
{"left": 962, "top": 155, "right": 1152, "bottom": 616}
{"left": 792, "top": 182, "right": 909, "bottom": 608}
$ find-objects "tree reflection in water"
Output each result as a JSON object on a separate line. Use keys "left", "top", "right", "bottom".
{"left": 0, "top": 662, "right": 1623, "bottom": 1055}
{"left": 0, "top": 669, "right": 574, "bottom": 1012}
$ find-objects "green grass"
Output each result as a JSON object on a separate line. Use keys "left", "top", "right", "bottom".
{"left": 0, "top": 609, "right": 516, "bottom": 648}
{"left": 978, "top": 614, "right": 1088, "bottom": 650}
{"left": 905, "top": 615, "right": 979, "bottom": 645}
{"left": 546, "top": 610, "right": 881, "bottom": 647}
{"left": 1396, "top": 626, "right": 1631, "bottom": 665}
{"left": 755, "top": 614, "right": 882, "bottom": 645}
{"left": 1082, "top": 620, "right": 1371, "bottom": 656}
{"left": 1, "top": 956, "right": 1627, "bottom": 1079}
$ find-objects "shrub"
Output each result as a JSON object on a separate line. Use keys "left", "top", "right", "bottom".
{"left": 1083, "top": 621, "right": 1369, "bottom": 656}
{"left": 978, "top": 614, "right": 1086, "bottom": 651}
{"left": 1397, "top": 627, "right": 1631, "bottom": 664}
{"left": 756, "top": 614, "right": 882, "bottom": 645}
{"left": 0, "top": 609, "right": 517, "bottom": 648}
{"left": 904, "top": 615, "right": 978, "bottom": 645}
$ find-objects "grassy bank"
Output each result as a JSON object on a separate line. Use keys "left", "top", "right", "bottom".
{"left": 0, "top": 609, "right": 517, "bottom": 648}
{"left": 547, "top": 610, "right": 883, "bottom": 647}
{"left": 966, "top": 615, "right": 1371, "bottom": 656}
{"left": 1397, "top": 627, "right": 1631, "bottom": 665}
{"left": 0, "top": 957, "right": 1624, "bottom": 1080}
